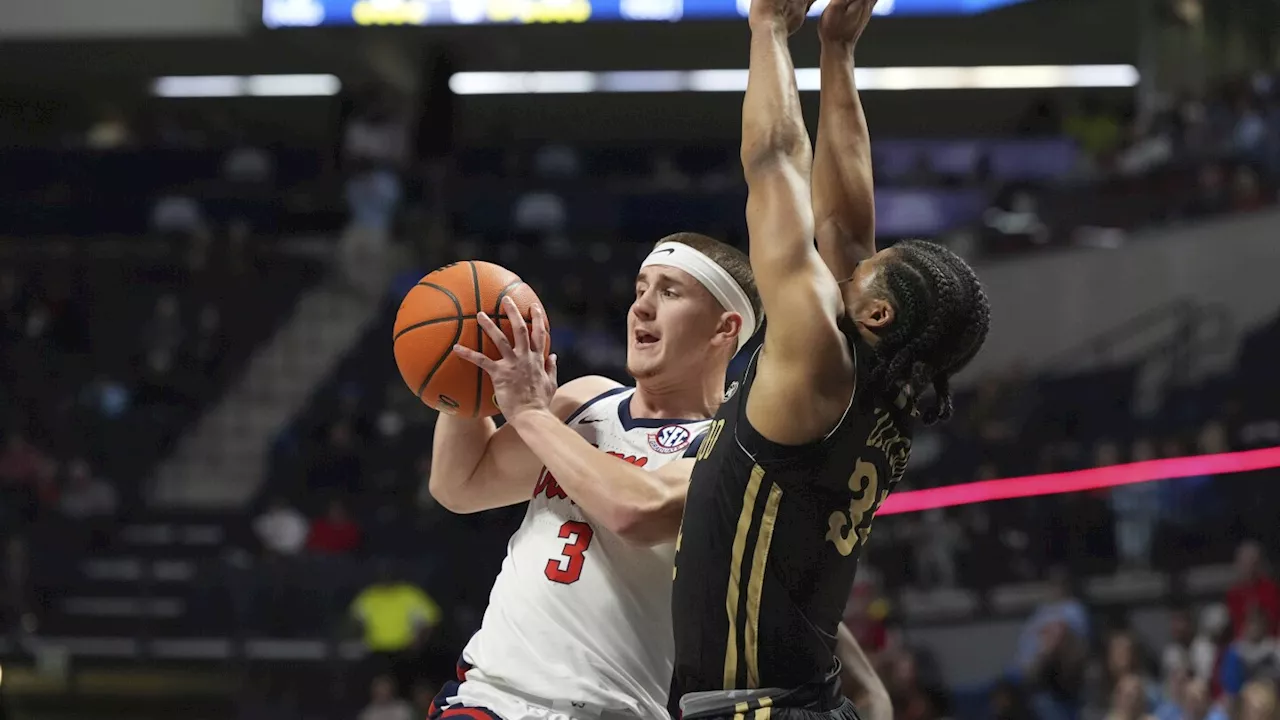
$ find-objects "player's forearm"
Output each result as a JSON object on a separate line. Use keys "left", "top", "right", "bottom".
{"left": 836, "top": 623, "right": 893, "bottom": 720}
{"left": 428, "top": 415, "right": 498, "bottom": 512}
{"left": 508, "top": 409, "right": 682, "bottom": 544}
{"left": 813, "top": 41, "right": 875, "bottom": 276}
{"left": 741, "top": 21, "right": 812, "bottom": 178}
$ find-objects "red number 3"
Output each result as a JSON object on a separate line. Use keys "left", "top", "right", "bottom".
{"left": 545, "top": 520, "right": 594, "bottom": 584}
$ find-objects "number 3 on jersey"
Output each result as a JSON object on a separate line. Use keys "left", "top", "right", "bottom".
{"left": 826, "top": 459, "right": 881, "bottom": 556}
{"left": 545, "top": 520, "right": 594, "bottom": 584}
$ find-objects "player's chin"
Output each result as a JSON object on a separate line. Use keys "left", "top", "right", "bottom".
{"left": 625, "top": 354, "right": 662, "bottom": 380}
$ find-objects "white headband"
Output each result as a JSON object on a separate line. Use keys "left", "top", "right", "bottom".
{"left": 640, "top": 242, "right": 758, "bottom": 353}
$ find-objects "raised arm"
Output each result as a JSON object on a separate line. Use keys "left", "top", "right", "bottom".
{"left": 741, "top": 0, "right": 853, "bottom": 444}
{"left": 740, "top": 0, "right": 821, "bottom": 290}
{"left": 813, "top": 0, "right": 878, "bottom": 279}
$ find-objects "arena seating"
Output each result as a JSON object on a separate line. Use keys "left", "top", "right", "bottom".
{"left": 0, "top": 237, "right": 323, "bottom": 503}
{"left": 0, "top": 149, "right": 343, "bottom": 237}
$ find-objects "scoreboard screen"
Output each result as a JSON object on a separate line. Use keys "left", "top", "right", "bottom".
{"left": 264, "top": 0, "right": 1032, "bottom": 26}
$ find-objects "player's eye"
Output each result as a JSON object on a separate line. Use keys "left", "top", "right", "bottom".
{"left": 662, "top": 289, "right": 678, "bottom": 299}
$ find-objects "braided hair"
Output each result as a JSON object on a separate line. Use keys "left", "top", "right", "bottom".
{"left": 864, "top": 239, "right": 990, "bottom": 426}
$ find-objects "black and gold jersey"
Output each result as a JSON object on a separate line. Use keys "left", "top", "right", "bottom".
{"left": 669, "top": 332, "right": 913, "bottom": 712}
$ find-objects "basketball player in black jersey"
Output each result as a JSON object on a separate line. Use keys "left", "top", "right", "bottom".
{"left": 668, "top": 0, "right": 991, "bottom": 717}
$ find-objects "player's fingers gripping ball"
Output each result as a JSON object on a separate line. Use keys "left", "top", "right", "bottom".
{"left": 393, "top": 261, "right": 549, "bottom": 417}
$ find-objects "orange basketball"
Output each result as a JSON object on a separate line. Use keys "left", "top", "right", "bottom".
{"left": 393, "top": 261, "right": 548, "bottom": 417}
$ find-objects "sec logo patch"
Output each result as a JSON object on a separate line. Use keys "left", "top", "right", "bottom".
{"left": 649, "top": 425, "right": 692, "bottom": 454}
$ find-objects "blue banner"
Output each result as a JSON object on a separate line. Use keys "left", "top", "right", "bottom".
{"left": 264, "top": 0, "right": 1030, "bottom": 26}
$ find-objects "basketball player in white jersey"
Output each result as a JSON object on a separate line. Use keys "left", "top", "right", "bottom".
{"left": 428, "top": 235, "right": 891, "bottom": 720}
{"left": 428, "top": 232, "right": 760, "bottom": 720}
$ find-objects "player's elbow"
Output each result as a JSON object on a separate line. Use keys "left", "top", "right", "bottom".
{"left": 853, "top": 689, "right": 893, "bottom": 720}
{"left": 741, "top": 128, "right": 811, "bottom": 177}
{"left": 427, "top": 471, "right": 483, "bottom": 514}
{"left": 612, "top": 512, "right": 678, "bottom": 547}
{"left": 609, "top": 496, "right": 683, "bottom": 547}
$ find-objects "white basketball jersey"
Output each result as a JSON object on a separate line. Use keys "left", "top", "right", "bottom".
{"left": 461, "top": 386, "right": 711, "bottom": 720}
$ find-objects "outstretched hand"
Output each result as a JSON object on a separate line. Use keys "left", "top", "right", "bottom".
{"left": 452, "top": 298, "right": 558, "bottom": 421}
{"left": 749, "top": 0, "right": 817, "bottom": 35}
{"left": 818, "top": 0, "right": 876, "bottom": 46}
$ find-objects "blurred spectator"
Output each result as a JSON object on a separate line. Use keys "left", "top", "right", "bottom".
{"left": 1107, "top": 673, "right": 1155, "bottom": 720}
{"left": 1238, "top": 680, "right": 1279, "bottom": 720}
{"left": 1192, "top": 604, "right": 1231, "bottom": 687}
{"left": 343, "top": 88, "right": 408, "bottom": 232}
{"left": 358, "top": 675, "right": 414, "bottom": 720}
{"left": 1227, "top": 542, "right": 1280, "bottom": 638}
{"left": 1086, "top": 630, "right": 1159, "bottom": 720}
{"left": 1110, "top": 439, "right": 1161, "bottom": 570}
{"left": 1233, "top": 98, "right": 1268, "bottom": 157}
{"left": 881, "top": 648, "right": 949, "bottom": 720}
{"left": 1153, "top": 666, "right": 1189, "bottom": 720}
{"left": 1023, "top": 618, "right": 1088, "bottom": 720}
{"left": 1219, "top": 609, "right": 1280, "bottom": 700}
{"left": 1017, "top": 568, "right": 1090, "bottom": 669}
{"left": 253, "top": 497, "right": 309, "bottom": 557}
{"left": 307, "top": 499, "right": 361, "bottom": 555}
{"left": 1182, "top": 678, "right": 1228, "bottom": 720}
{"left": 1162, "top": 607, "right": 1197, "bottom": 683}
{"left": 340, "top": 86, "right": 408, "bottom": 294}
{"left": 350, "top": 562, "right": 442, "bottom": 694}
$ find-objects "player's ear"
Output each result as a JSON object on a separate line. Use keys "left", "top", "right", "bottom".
{"left": 716, "top": 311, "right": 743, "bottom": 349}
{"left": 857, "top": 298, "right": 894, "bottom": 330}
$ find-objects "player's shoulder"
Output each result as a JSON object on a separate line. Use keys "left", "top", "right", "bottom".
{"left": 551, "top": 376, "right": 628, "bottom": 421}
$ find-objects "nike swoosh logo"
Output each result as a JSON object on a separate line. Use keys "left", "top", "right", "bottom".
{"left": 578, "top": 418, "right": 604, "bottom": 424}
{"left": 650, "top": 248, "right": 675, "bottom": 256}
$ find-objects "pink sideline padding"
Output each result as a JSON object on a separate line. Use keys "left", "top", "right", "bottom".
{"left": 878, "top": 446, "right": 1280, "bottom": 516}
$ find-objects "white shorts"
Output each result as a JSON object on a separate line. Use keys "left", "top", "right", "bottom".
{"left": 437, "top": 678, "right": 618, "bottom": 720}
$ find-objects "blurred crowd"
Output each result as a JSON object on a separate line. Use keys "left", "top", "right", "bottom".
{"left": 840, "top": 541, "right": 1280, "bottom": 720}
{"left": 970, "top": 70, "right": 1279, "bottom": 255}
